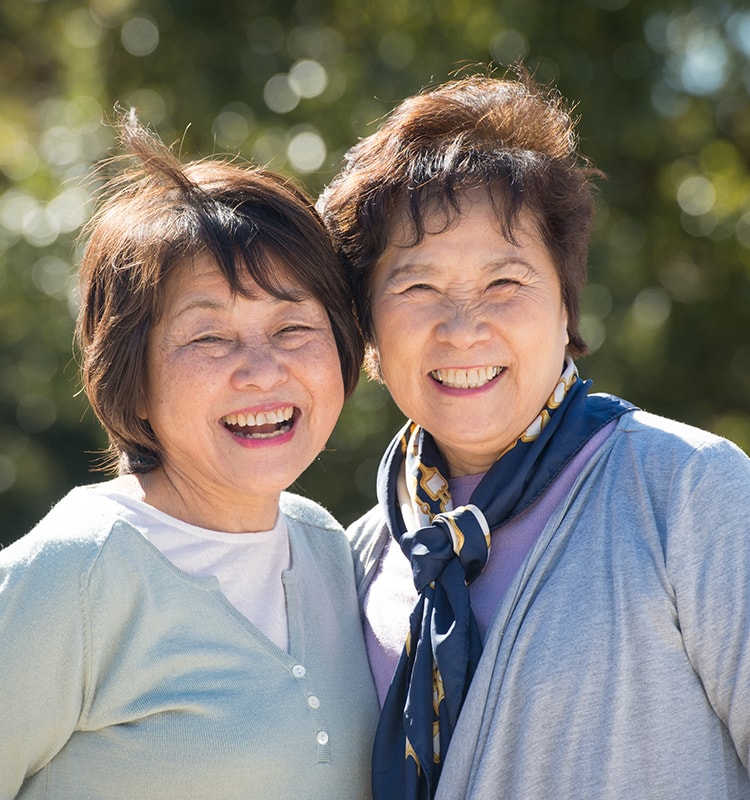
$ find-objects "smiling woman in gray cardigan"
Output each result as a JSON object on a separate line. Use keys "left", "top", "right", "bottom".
{"left": 318, "top": 68, "right": 750, "bottom": 800}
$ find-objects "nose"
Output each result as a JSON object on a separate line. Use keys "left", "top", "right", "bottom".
{"left": 435, "top": 300, "right": 492, "bottom": 350}
{"left": 231, "top": 343, "right": 288, "bottom": 391}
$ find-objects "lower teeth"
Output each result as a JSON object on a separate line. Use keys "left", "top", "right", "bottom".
{"left": 236, "top": 421, "right": 292, "bottom": 439}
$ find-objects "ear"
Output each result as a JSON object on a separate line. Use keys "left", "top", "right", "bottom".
{"left": 135, "top": 387, "right": 149, "bottom": 421}
{"left": 364, "top": 342, "right": 384, "bottom": 383}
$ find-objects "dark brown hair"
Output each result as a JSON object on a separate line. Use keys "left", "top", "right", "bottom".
{"left": 76, "top": 111, "right": 363, "bottom": 473}
{"left": 318, "top": 68, "right": 602, "bottom": 359}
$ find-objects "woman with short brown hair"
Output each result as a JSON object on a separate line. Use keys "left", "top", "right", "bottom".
{"left": 319, "top": 70, "right": 750, "bottom": 800}
{"left": 0, "top": 114, "right": 378, "bottom": 799}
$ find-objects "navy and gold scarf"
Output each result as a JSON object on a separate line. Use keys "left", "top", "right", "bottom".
{"left": 371, "top": 359, "right": 634, "bottom": 800}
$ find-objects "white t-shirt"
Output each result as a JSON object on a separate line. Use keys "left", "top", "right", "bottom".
{"left": 94, "top": 486, "right": 291, "bottom": 651}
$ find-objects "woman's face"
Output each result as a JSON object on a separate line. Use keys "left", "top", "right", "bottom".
{"left": 138, "top": 252, "right": 344, "bottom": 531}
{"left": 369, "top": 192, "right": 569, "bottom": 477}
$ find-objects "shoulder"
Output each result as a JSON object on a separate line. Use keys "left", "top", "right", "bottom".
{"left": 613, "top": 407, "right": 748, "bottom": 464}
{"left": 279, "top": 491, "right": 345, "bottom": 534}
{"left": 0, "top": 484, "right": 145, "bottom": 624}
{"left": 618, "top": 406, "right": 726, "bottom": 443}
{"left": 1, "top": 484, "right": 123, "bottom": 570}
{"left": 346, "top": 505, "right": 390, "bottom": 598}
{"left": 279, "top": 494, "right": 361, "bottom": 592}
{"left": 347, "top": 504, "right": 388, "bottom": 555}
{"left": 602, "top": 407, "right": 750, "bottom": 506}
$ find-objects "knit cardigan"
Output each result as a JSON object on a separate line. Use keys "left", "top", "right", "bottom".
{"left": 349, "top": 409, "right": 750, "bottom": 799}
{"left": 0, "top": 487, "right": 379, "bottom": 800}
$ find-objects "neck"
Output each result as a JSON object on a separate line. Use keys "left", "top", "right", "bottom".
{"left": 132, "top": 469, "right": 280, "bottom": 533}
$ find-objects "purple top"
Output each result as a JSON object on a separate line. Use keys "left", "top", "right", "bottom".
{"left": 363, "top": 422, "right": 616, "bottom": 705}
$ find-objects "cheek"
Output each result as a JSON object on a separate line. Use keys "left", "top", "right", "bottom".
{"left": 313, "top": 380, "right": 345, "bottom": 444}
{"left": 373, "top": 309, "right": 428, "bottom": 368}
{"left": 378, "top": 359, "right": 421, "bottom": 412}
{"left": 371, "top": 297, "right": 420, "bottom": 341}
{"left": 309, "top": 345, "right": 346, "bottom": 409}
{"left": 142, "top": 353, "right": 211, "bottom": 421}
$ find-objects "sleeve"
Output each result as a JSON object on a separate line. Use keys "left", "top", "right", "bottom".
{"left": 0, "top": 528, "right": 91, "bottom": 794}
{"left": 666, "top": 437, "right": 750, "bottom": 769}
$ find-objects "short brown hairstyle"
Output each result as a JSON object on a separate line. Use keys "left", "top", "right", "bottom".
{"left": 318, "top": 67, "right": 602, "bottom": 359}
{"left": 76, "top": 112, "right": 363, "bottom": 473}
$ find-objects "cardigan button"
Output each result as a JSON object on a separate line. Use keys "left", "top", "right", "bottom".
{"left": 316, "top": 730, "right": 329, "bottom": 745}
{"left": 292, "top": 664, "right": 306, "bottom": 678}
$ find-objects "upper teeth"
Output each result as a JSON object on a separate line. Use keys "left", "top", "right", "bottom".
{"left": 432, "top": 367, "right": 502, "bottom": 389}
{"left": 222, "top": 406, "right": 294, "bottom": 427}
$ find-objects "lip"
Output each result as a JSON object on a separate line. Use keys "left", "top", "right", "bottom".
{"left": 221, "top": 405, "right": 300, "bottom": 447}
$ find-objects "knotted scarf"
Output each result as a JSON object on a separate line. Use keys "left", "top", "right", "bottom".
{"left": 371, "top": 359, "right": 635, "bottom": 800}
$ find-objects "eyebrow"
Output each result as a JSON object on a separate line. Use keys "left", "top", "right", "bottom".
{"left": 173, "top": 287, "right": 314, "bottom": 315}
{"left": 170, "top": 297, "right": 231, "bottom": 320}
{"left": 384, "top": 257, "right": 534, "bottom": 283}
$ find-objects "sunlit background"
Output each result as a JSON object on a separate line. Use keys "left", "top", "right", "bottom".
{"left": 2, "top": 0, "right": 749, "bottom": 546}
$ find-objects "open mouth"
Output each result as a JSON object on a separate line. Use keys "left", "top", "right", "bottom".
{"left": 430, "top": 366, "right": 503, "bottom": 389}
{"left": 221, "top": 406, "right": 297, "bottom": 439}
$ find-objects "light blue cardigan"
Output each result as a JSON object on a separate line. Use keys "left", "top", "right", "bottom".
{"left": 350, "top": 409, "right": 750, "bottom": 799}
{"left": 0, "top": 488, "right": 379, "bottom": 799}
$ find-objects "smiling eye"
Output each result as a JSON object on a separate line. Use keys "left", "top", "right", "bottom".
{"left": 403, "top": 283, "right": 437, "bottom": 293}
{"left": 487, "top": 278, "right": 519, "bottom": 290}
{"left": 278, "top": 323, "right": 313, "bottom": 334}
{"left": 193, "top": 334, "right": 226, "bottom": 343}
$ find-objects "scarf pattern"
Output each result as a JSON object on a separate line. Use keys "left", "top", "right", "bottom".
{"left": 371, "top": 359, "right": 635, "bottom": 800}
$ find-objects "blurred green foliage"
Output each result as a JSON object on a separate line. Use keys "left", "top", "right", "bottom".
{"left": 1, "top": 0, "right": 749, "bottom": 546}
